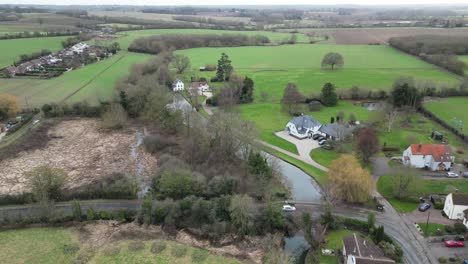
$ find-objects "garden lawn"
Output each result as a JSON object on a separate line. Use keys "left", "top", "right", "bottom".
{"left": 177, "top": 44, "right": 459, "bottom": 99}
{"left": 0, "top": 52, "right": 151, "bottom": 107}
{"left": 0, "top": 227, "right": 241, "bottom": 264}
{"left": 417, "top": 222, "right": 446, "bottom": 237}
{"left": 238, "top": 101, "right": 371, "bottom": 154}
{"left": 0, "top": 36, "right": 68, "bottom": 67}
{"left": 377, "top": 174, "right": 468, "bottom": 213}
{"left": 318, "top": 229, "right": 356, "bottom": 264}
{"left": 424, "top": 97, "right": 468, "bottom": 131}
{"left": 310, "top": 148, "right": 340, "bottom": 167}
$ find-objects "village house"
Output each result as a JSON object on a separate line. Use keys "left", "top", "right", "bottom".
{"left": 402, "top": 144, "right": 454, "bottom": 171}
{"left": 172, "top": 79, "right": 185, "bottom": 92}
{"left": 190, "top": 81, "right": 210, "bottom": 95}
{"left": 443, "top": 193, "right": 468, "bottom": 220}
{"left": 285, "top": 115, "right": 322, "bottom": 139}
{"left": 343, "top": 233, "right": 395, "bottom": 264}
{"left": 319, "top": 122, "right": 354, "bottom": 141}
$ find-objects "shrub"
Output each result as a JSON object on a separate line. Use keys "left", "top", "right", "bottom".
{"left": 453, "top": 223, "right": 467, "bottom": 234}
{"left": 102, "top": 246, "right": 120, "bottom": 256}
{"left": 191, "top": 249, "right": 209, "bottom": 263}
{"left": 444, "top": 225, "right": 455, "bottom": 234}
{"left": 128, "top": 241, "right": 145, "bottom": 252}
{"left": 86, "top": 208, "right": 98, "bottom": 221}
{"left": 101, "top": 104, "right": 127, "bottom": 130}
{"left": 72, "top": 248, "right": 95, "bottom": 264}
{"left": 99, "top": 211, "right": 112, "bottom": 220}
{"left": 171, "top": 244, "right": 188, "bottom": 258}
{"left": 143, "top": 134, "right": 177, "bottom": 154}
{"left": 438, "top": 257, "right": 447, "bottom": 263}
{"left": 150, "top": 240, "right": 167, "bottom": 254}
{"left": 205, "top": 64, "right": 217, "bottom": 71}
{"left": 62, "top": 244, "right": 80, "bottom": 254}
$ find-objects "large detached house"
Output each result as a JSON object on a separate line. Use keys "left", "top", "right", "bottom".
{"left": 343, "top": 233, "right": 395, "bottom": 264}
{"left": 319, "top": 123, "right": 354, "bottom": 141}
{"left": 402, "top": 144, "right": 454, "bottom": 171}
{"left": 443, "top": 193, "right": 468, "bottom": 220}
{"left": 172, "top": 79, "right": 185, "bottom": 92}
{"left": 286, "top": 115, "right": 322, "bottom": 139}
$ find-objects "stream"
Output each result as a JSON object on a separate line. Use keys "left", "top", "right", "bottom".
{"left": 130, "top": 131, "right": 151, "bottom": 199}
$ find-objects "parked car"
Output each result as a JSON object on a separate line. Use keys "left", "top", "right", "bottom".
{"left": 318, "top": 139, "right": 326, "bottom": 145}
{"left": 418, "top": 203, "right": 431, "bottom": 212}
{"left": 321, "top": 144, "right": 333, "bottom": 150}
{"left": 445, "top": 172, "right": 459, "bottom": 178}
{"left": 444, "top": 240, "right": 464, "bottom": 247}
{"left": 282, "top": 205, "right": 296, "bottom": 212}
{"left": 312, "top": 133, "right": 321, "bottom": 140}
{"left": 463, "top": 172, "right": 468, "bottom": 178}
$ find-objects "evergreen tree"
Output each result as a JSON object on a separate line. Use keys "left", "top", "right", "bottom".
{"left": 216, "top": 53, "right": 233, "bottom": 81}
{"left": 320, "top": 82, "right": 338, "bottom": 106}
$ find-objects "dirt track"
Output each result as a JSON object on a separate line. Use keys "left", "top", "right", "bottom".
{"left": 0, "top": 118, "right": 157, "bottom": 195}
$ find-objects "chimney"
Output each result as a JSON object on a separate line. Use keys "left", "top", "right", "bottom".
{"left": 418, "top": 144, "right": 422, "bottom": 151}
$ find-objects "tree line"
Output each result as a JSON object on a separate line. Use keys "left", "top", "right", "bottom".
{"left": 172, "top": 15, "right": 247, "bottom": 29}
{"left": 0, "top": 31, "right": 80, "bottom": 41}
{"left": 389, "top": 35, "right": 468, "bottom": 75}
{"left": 128, "top": 34, "right": 270, "bottom": 54}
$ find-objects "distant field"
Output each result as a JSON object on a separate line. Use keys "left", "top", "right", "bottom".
{"left": 178, "top": 44, "right": 459, "bottom": 98}
{"left": 287, "top": 27, "right": 468, "bottom": 44}
{"left": 0, "top": 227, "right": 241, "bottom": 264}
{"left": 459, "top": 56, "right": 468, "bottom": 74}
{"left": 0, "top": 52, "right": 151, "bottom": 107}
{"left": 0, "top": 13, "right": 88, "bottom": 35}
{"left": 0, "top": 36, "right": 68, "bottom": 68}
{"left": 424, "top": 97, "right": 468, "bottom": 130}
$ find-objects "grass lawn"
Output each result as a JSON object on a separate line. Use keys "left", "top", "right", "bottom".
{"left": 377, "top": 174, "right": 468, "bottom": 213}
{"left": 238, "top": 101, "right": 371, "bottom": 154}
{"left": 0, "top": 52, "right": 151, "bottom": 107}
{"left": 178, "top": 44, "right": 459, "bottom": 99}
{"left": 0, "top": 227, "right": 241, "bottom": 264}
{"left": 310, "top": 148, "right": 340, "bottom": 167}
{"left": 318, "top": 229, "right": 356, "bottom": 264}
{"left": 0, "top": 36, "right": 68, "bottom": 68}
{"left": 417, "top": 222, "right": 446, "bottom": 237}
{"left": 424, "top": 97, "right": 468, "bottom": 132}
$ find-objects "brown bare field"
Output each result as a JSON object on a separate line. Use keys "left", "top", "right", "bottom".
{"left": 294, "top": 27, "right": 468, "bottom": 44}
{"left": 0, "top": 118, "right": 157, "bottom": 196}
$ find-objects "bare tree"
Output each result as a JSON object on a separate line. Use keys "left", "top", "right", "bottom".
{"left": 281, "top": 83, "right": 304, "bottom": 115}
{"left": 172, "top": 54, "right": 191, "bottom": 74}
{"left": 383, "top": 104, "right": 399, "bottom": 133}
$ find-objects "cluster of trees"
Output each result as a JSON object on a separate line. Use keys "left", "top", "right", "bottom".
{"left": 0, "top": 94, "right": 19, "bottom": 121}
{"left": 0, "top": 13, "right": 22, "bottom": 21}
{"left": 56, "top": 10, "right": 88, "bottom": 18}
{"left": 14, "top": 49, "right": 51, "bottom": 65}
{"left": 389, "top": 35, "right": 468, "bottom": 75}
{"left": 281, "top": 82, "right": 338, "bottom": 115}
{"left": 128, "top": 34, "right": 270, "bottom": 54}
{"left": 172, "top": 16, "right": 247, "bottom": 29}
{"left": 61, "top": 33, "right": 93, "bottom": 48}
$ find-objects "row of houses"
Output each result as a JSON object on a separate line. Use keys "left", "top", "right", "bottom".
{"left": 3, "top": 42, "right": 114, "bottom": 78}
{"left": 172, "top": 79, "right": 211, "bottom": 95}
{"left": 286, "top": 114, "right": 355, "bottom": 141}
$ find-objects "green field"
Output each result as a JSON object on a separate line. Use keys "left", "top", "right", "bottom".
{"left": 424, "top": 97, "right": 468, "bottom": 130}
{"left": 0, "top": 227, "right": 242, "bottom": 264}
{"left": 377, "top": 174, "right": 468, "bottom": 213}
{"left": 0, "top": 36, "right": 68, "bottom": 68}
{"left": 178, "top": 44, "right": 459, "bottom": 98}
{"left": 0, "top": 52, "right": 151, "bottom": 107}
{"left": 459, "top": 56, "right": 468, "bottom": 74}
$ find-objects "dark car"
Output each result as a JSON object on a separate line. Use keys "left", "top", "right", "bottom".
{"left": 418, "top": 203, "right": 431, "bottom": 212}
{"left": 312, "top": 133, "right": 321, "bottom": 140}
{"left": 463, "top": 172, "right": 468, "bottom": 178}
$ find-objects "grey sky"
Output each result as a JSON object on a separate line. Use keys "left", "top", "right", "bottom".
{"left": 5, "top": 0, "right": 468, "bottom": 6}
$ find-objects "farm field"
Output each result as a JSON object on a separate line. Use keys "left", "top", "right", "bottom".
{"left": 0, "top": 52, "right": 151, "bottom": 107}
{"left": 0, "top": 227, "right": 242, "bottom": 264}
{"left": 178, "top": 44, "right": 459, "bottom": 99}
{"left": 459, "top": 56, "right": 468, "bottom": 74}
{"left": 0, "top": 36, "right": 68, "bottom": 68}
{"left": 0, "top": 13, "right": 89, "bottom": 35}
{"left": 285, "top": 27, "right": 468, "bottom": 44}
{"left": 424, "top": 97, "right": 468, "bottom": 130}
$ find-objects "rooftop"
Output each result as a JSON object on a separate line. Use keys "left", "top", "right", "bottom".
{"left": 343, "top": 233, "right": 394, "bottom": 263}
{"left": 452, "top": 193, "right": 468, "bottom": 206}
{"left": 288, "top": 115, "right": 322, "bottom": 134}
{"left": 410, "top": 144, "right": 453, "bottom": 162}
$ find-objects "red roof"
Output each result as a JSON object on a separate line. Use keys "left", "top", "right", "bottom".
{"left": 410, "top": 144, "right": 453, "bottom": 162}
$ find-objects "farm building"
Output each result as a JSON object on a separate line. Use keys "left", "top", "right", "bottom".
{"left": 319, "top": 122, "right": 354, "bottom": 141}
{"left": 443, "top": 193, "right": 468, "bottom": 220}
{"left": 172, "top": 79, "right": 185, "bottom": 92}
{"left": 285, "top": 115, "right": 322, "bottom": 139}
{"left": 190, "top": 81, "right": 210, "bottom": 94}
{"left": 402, "top": 144, "right": 454, "bottom": 171}
{"left": 342, "top": 233, "right": 395, "bottom": 264}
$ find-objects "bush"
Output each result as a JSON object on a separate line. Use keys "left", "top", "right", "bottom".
{"left": 204, "top": 64, "right": 217, "bottom": 71}
{"left": 453, "top": 223, "right": 467, "bottom": 234}
{"left": 99, "top": 211, "right": 112, "bottom": 220}
{"left": 438, "top": 257, "right": 447, "bottom": 263}
{"left": 171, "top": 244, "right": 188, "bottom": 258}
{"left": 103, "top": 246, "right": 120, "bottom": 256}
{"left": 143, "top": 134, "right": 177, "bottom": 154}
{"left": 192, "top": 249, "right": 209, "bottom": 263}
{"left": 62, "top": 244, "right": 80, "bottom": 254}
{"left": 128, "top": 241, "right": 145, "bottom": 252}
{"left": 444, "top": 225, "right": 455, "bottom": 234}
{"left": 150, "top": 240, "right": 167, "bottom": 254}
{"left": 101, "top": 104, "right": 127, "bottom": 130}
{"left": 86, "top": 208, "right": 98, "bottom": 221}
{"left": 72, "top": 248, "right": 95, "bottom": 264}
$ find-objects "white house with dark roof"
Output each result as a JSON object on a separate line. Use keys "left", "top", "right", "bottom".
{"left": 343, "top": 233, "right": 395, "bottom": 264}
{"left": 285, "top": 115, "right": 322, "bottom": 139}
{"left": 443, "top": 193, "right": 468, "bottom": 220}
{"left": 402, "top": 144, "right": 454, "bottom": 171}
{"left": 172, "top": 79, "right": 185, "bottom": 92}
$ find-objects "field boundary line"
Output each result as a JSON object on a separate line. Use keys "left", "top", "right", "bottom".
{"left": 60, "top": 52, "right": 128, "bottom": 103}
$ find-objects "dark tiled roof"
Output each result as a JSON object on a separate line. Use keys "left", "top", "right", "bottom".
{"left": 343, "top": 233, "right": 394, "bottom": 263}
{"left": 289, "top": 115, "right": 321, "bottom": 134}
{"left": 319, "top": 123, "right": 353, "bottom": 138}
{"left": 452, "top": 193, "right": 468, "bottom": 206}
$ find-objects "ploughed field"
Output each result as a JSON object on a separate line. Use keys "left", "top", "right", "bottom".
{"left": 178, "top": 44, "right": 459, "bottom": 99}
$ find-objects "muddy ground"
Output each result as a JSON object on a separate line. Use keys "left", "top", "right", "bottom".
{"left": 0, "top": 118, "right": 157, "bottom": 196}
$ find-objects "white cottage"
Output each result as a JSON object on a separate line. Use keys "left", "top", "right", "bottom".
{"left": 172, "top": 79, "right": 185, "bottom": 92}
{"left": 285, "top": 115, "right": 322, "bottom": 139}
{"left": 443, "top": 193, "right": 468, "bottom": 220}
{"left": 402, "top": 144, "right": 454, "bottom": 171}
{"left": 190, "top": 81, "right": 210, "bottom": 95}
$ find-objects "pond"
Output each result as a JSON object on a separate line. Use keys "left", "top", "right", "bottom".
{"left": 361, "top": 102, "right": 382, "bottom": 111}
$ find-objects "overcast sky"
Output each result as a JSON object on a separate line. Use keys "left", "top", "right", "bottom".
{"left": 5, "top": 0, "right": 468, "bottom": 6}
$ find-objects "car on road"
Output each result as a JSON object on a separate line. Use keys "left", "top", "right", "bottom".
{"left": 444, "top": 240, "right": 464, "bottom": 247}
{"left": 418, "top": 203, "right": 431, "bottom": 212}
{"left": 318, "top": 139, "right": 326, "bottom": 145}
{"left": 463, "top": 172, "right": 468, "bottom": 178}
{"left": 282, "top": 205, "right": 296, "bottom": 212}
{"left": 445, "top": 172, "right": 459, "bottom": 178}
